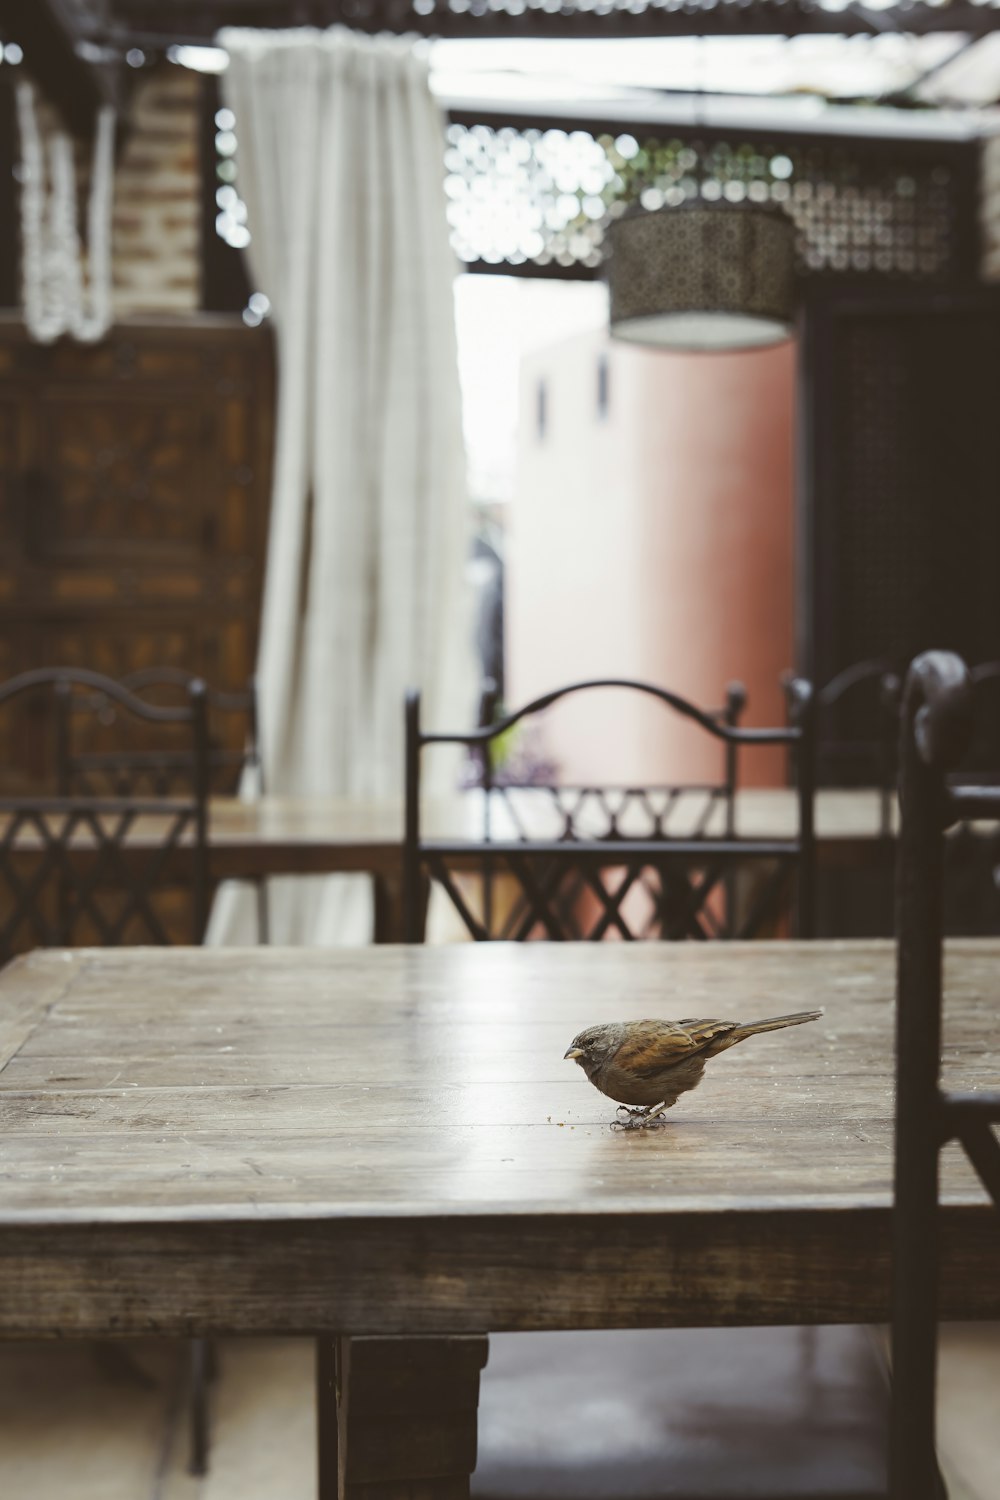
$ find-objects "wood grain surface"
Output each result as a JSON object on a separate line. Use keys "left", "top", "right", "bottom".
{"left": 0, "top": 317, "right": 274, "bottom": 798}
{"left": 0, "top": 941, "right": 997, "bottom": 1338}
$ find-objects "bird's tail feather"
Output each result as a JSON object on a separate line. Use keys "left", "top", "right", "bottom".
{"left": 734, "top": 1010, "right": 823, "bottom": 1038}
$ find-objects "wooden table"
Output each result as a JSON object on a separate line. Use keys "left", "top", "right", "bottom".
{"left": 1, "top": 941, "right": 997, "bottom": 1497}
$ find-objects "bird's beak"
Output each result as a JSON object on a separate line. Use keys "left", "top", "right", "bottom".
{"left": 564, "top": 1046, "right": 584, "bottom": 1060}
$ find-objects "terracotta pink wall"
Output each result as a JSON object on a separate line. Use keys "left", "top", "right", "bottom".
{"left": 506, "top": 330, "right": 795, "bottom": 787}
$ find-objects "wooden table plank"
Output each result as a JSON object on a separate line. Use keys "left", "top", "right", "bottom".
{"left": 0, "top": 942, "right": 997, "bottom": 1338}
{"left": 0, "top": 952, "right": 78, "bottom": 1073}
{"left": 1, "top": 1205, "right": 997, "bottom": 1337}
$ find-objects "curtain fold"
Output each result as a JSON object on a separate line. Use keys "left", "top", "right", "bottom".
{"left": 207, "top": 27, "right": 473, "bottom": 946}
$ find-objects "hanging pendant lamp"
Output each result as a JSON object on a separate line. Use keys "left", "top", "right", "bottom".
{"left": 607, "top": 201, "right": 797, "bottom": 353}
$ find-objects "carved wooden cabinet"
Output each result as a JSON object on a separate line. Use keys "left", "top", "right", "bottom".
{"left": 799, "top": 289, "right": 1000, "bottom": 937}
{"left": 0, "top": 315, "right": 274, "bottom": 788}
{"left": 800, "top": 290, "right": 1000, "bottom": 750}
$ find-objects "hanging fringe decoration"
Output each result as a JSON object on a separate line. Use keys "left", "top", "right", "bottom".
{"left": 16, "top": 81, "right": 116, "bottom": 344}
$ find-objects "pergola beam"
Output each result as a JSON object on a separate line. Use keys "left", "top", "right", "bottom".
{"left": 92, "top": 0, "right": 1000, "bottom": 43}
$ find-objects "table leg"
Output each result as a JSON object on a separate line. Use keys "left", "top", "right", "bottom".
{"left": 318, "top": 1337, "right": 339, "bottom": 1500}
{"left": 328, "top": 1334, "right": 488, "bottom": 1500}
{"left": 373, "top": 872, "right": 406, "bottom": 944}
{"left": 374, "top": 870, "right": 430, "bottom": 944}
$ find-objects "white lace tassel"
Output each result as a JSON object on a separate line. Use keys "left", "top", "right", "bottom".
{"left": 16, "top": 81, "right": 116, "bottom": 345}
{"left": 73, "top": 104, "right": 115, "bottom": 343}
{"left": 17, "top": 81, "right": 62, "bottom": 343}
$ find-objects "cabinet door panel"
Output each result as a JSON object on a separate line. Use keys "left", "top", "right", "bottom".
{"left": 0, "top": 317, "right": 274, "bottom": 791}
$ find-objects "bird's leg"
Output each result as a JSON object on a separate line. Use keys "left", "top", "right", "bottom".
{"left": 612, "top": 1101, "right": 673, "bottom": 1130}
{"left": 615, "top": 1103, "right": 649, "bottom": 1122}
{"left": 612, "top": 1100, "right": 672, "bottom": 1130}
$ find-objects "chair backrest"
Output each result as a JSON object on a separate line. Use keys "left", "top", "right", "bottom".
{"left": 891, "top": 650, "right": 1000, "bottom": 1500}
{"left": 405, "top": 675, "right": 816, "bottom": 943}
{"left": 816, "top": 658, "right": 900, "bottom": 834}
{"left": 958, "top": 660, "right": 1000, "bottom": 782}
{"left": 470, "top": 676, "right": 747, "bottom": 841}
{"left": 57, "top": 666, "right": 260, "bottom": 798}
{"left": 0, "top": 667, "right": 211, "bottom": 963}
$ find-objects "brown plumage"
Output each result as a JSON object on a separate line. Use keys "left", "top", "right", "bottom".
{"left": 563, "top": 1011, "right": 823, "bottom": 1126}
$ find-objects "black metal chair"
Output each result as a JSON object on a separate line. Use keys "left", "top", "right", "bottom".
{"left": 405, "top": 675, "right": 817, "bottom": 943}
{"left": 0, "top": 666, "right": 215, "bottom": 1475}
{"left": 471, "top": 673, "right": 747, "bottom": 826}
{"left": 805, "top": 660, "right": 903, "bottom": 939}
{"left": 57, "top": 665, "right": 261, "bottom": 798}
{"left": 954, "top": 660, "right": 1000, "bottom": 784}
{"left": 56, "top": 666, "right": 269, "bottom": 944}
{"left": 0, "top": 668, "right": 211, "bottom": 961}
{"left": 816, "top": 658, "right": 901, "bottom": 837}
{"left": 891, "top": 650, "right": 1000, "bottom": 1500}
{"left": 816, "top": 654, "right": 1000, "bottom": 810}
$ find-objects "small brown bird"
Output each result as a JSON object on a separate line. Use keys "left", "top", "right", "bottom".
{"left": 564, "top": 1011, "right": 823, "bottom": 1126}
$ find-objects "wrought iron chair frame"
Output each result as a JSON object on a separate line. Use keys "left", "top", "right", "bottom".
{"left": 815, "top": 657, "right": 901, "bottom": 837}
{"left": 891, "top": 650, "right": 1000, "bottom": 1500}
{"left": 473, "top": 676, "right": 747, "bottom": 830}
{"left": 55, "top": 666, "right": 269, "bottom": 945}
{"left": 56, "top": 665, "right": 262, "bottom": 799}
{"left": 0, "top": 666, "right": 216, "bottom": 1474}
{"left": 0, "top": 667, "right": 211, "bottom": 959}
{"left": 469, "top": 677, "right": 749, "bottom": 939}
{"left": 404, "top": 676, "right": 816, "bottom": 944}
{"left": 957, "top": 659, "right": 1000, "bottom": 786}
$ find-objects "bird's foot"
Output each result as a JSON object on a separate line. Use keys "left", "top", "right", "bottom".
{"left": 611, "top": 1101, "right": 670, "bottom": 1131}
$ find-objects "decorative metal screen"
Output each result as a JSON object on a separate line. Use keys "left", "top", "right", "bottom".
{"left": 445, "top": 116, "right": 974, "bottom": 281}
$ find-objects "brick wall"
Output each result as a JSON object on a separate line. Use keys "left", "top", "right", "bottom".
{"left": 25, "top": 64, "right": 203, "bottom": 316}
{"left": 112, "top": 67, "right": 201, "bottom": 316}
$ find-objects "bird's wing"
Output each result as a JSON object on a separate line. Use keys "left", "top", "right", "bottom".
{"left": 612, "top": 1018, "right": 738, "bottom": 1077}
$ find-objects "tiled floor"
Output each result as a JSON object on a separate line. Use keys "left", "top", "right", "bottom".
{"left": 936, "top": 1324, "right": 1000, "bottom": 1500}
{"left": 0, "top": 1340, "right": 315, "bottom": 1500}
{"left": 0, "top": 1328, "right": 995, "bottom": 1499}
{"left": 474, "top": 1327, "right": 890, "bottom": 1499}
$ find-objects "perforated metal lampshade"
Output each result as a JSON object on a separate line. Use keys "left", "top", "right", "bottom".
{"left": 607, "top": 203, "right": 797, "bottom": 352}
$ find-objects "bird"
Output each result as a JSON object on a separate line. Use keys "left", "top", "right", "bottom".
{"left": 563, "top": 1011, "right": 823, "bottom": 1127}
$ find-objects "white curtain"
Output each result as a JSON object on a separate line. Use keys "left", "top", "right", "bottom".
{"left": 207, "top": 26, "right": 474, "bottom": 945}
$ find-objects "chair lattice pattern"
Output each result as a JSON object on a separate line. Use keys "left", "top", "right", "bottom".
{"left": 426, "top": 845, "right": 793, "bottom": 941}
{"left": 483, "top": 783, "right": 732, "bottom": 842}
{"left": 0, "top": 798, "right": 202, "bottom": 962}
{"left": 68, "top": 749, "right": 243, "bottom": 799}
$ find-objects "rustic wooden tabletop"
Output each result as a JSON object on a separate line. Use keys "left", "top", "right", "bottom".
{"left": 1, "top": 940, "right": 997, "bottom": 1343}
